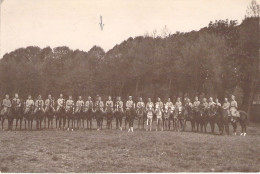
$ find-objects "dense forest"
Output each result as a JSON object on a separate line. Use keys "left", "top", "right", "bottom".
{"left": 0, "top": 11, "right": 259, "bottom": 119}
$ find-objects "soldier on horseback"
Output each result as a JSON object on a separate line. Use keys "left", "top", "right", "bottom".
{"left": 24, "top": 95, "right": 34, "bottom": 130}
{"left": 208, "top": 97, "right": 216, "bottom": 108}
{"left": 94, "top": 95, "right": 104, "bottom": 131}
{"left": 12, "top": 93, "right": 22, "bottom": 130}
{"left": 146, "top": 98, "right": 154, "bottom": 131}
{"left": 75, "top": 96, "right": 84, "bottom": 129}
{"left": 230, "top": 95, "right": 239, "bottom": 119}
{"left": 125, "top": 96, "right": 135, "bottom": 132}
{"left": 45, "top": 94, "right": 55, "bottom": 129}
{"left": 1, "top": 94, "right": 12, "bottom": 130}
{"left": 85, "top": 96, "right": 94, "bottom": 130}
{"left": 56, "top": 94, "right": 66, "bottom": 129}
{"left": 155, "top": 97, "right": 164, "bottom": 131}
{"left": 34, "top": 95, "right": 44, "bottom": 129}
{"left": 114, "top": 96, "right": 124, "bottom": 130}
{"left": 105, "top": 96, "right": 114, "bottom": 129}
{"left": 136, "top": 97, "right": 145, "bottom": 130}
{"left": 66, "top": 95, "right": 75, "bottom": 130}
{"left": 215, "top": 98, "right": 221, "bottom": 107}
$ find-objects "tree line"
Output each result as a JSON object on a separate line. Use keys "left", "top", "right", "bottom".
{"left": 0, "top": 16, "right": 259, "bottom": 120}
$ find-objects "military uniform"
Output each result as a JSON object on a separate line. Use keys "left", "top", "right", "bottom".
{"left": 115, "top": 100, "right": 124, "bottom": 112}
{"left": 208, "top": 101, "right": 216, "bottom": 108}
{"left": 155, "top": 101, "right": 164, "bottom": 110}
{"left": 95, "top": 100, "right": 104, "bottom": 112}
{"left": 136, "top": 101, "right": 145, "bottom": 110}
{"left": 85, "top": 100, "right": 93, "bottom": 112}
{"left": 126, "top": 100, "right": 135, "bottom": 110}
{"left": 24, "top": 99, "right": 34, "bottom": 114}
{"left": 45, "top": 98, "right": 55, "bottom": 112}
{"left": 34, "top": 99, "right": 44, "bottom": 112}
{"left": 222, "top": 101, "right": 230, "bottom": 116}
{"left": 175, "top": 101, "right": 182, "bottom": 113}
{"left": 12, "top": 98, "right": 21, "bottom": 108}
{"left": 75, "top": 100, "right": 84, "bottom": 113}
{"left": 230, "top": 100, "right": 239, "bottom": 117}
{"left": 57, "top": 98, "right": 65, "bottom": 111}
{"left": 201, "top": 101, "right": 209, "bottom": 110}
{"left": 193, "top": 100, "right": 200, "bottom": 112}
{"left": 155, "top": 103, "right": 163, "bottom": 119}
{"left": 216, "top": 101, "right": 221, "bottom": 107}
{"left": 105, "top": 100, "right": 113, "bottom": 112}
{"left": 66, "top": 99, "right": 74, "bottom": 113}
{"left": 165, "top": 101, "right": 173, "bottom": 109}
{"left": 1, "top": 98, "right": 12, "bottom": 115}
{"left": 146, "top": 102, "right": 154, "bottom": 119}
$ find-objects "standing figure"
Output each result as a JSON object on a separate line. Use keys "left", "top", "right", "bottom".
{"left": 56, "top": 94, "right": 66, "bottom": 129}
{"left": 164, "top": 98, "right": 173, "bottom": 130}
{"left": 146, "top": 98, "right": 154, "bottom": 131}
{"left": 193, "top": 96, "right": 200, "bottom": 132}
{"left": 114, "top": 96, "right": 124, "bottom": 130}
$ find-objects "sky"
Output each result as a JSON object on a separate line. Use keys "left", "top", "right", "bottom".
{"left": 0, "top": 0, "right": 255, "bottom": 57}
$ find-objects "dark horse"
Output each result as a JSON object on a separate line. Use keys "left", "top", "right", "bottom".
{"left": 12, "top": 100, "right": 24, "bottom": 130}
{"left": 125, "top": 108, "right": 136, "bottom": 130}
{"left": 66, "top": 105, "right": 75, "bottom": 130}
{"left": 230, "top": 110, "right": 248, "bottom": 136}
{"left": 95, "top": 108, "right": 104, "bottom": 131}
{"left": 195, "top": 106, "right": 208, "bottom": 132}
{"left": 163, "top": 107, "right": 171, "bottom": 130}
{"left": 136, "top": 107, "right": 145, "bottom": 130}
{"left": 35, "top": 105, "right": 44, "bottom": 130}
{"left": 24, "top": 104, "right": 34, "bottom": 130}
{"left": 105, "top": 106, "right": 114, "bottom": 129}
{"left": 183, "top": 105, "right": 195, "bottom": 132}
{"left": 214, "top": 106, "right": 230, "bottom": 135}
{"left": 1, "top": 106, "right": 13, "bottom": 130}
{"left": 45, "top": 105, "right": 55, "bottom": 129}
{"left": 56, "top": 105, "right": 66, "bottom": 129}
{"left": 207, "top": 105, "right": 219, "bottom": 134}
{"left": 114, "top": 107, "right": 124, "bottom": 130}
{"left": 85, "top": 107, "right": 94, "bottom": 130}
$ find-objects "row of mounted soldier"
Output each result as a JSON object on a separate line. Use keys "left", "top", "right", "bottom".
{"left": 0, "top": 93, "right": 246, "bottom": 136}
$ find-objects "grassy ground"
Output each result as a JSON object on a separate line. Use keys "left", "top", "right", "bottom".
{"left": 0, "top": 120, "right": 259, "bottom": 172}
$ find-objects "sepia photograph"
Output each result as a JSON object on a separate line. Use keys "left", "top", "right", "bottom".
{"left": 0, "top": 0, "right": 259, "bottom": 173}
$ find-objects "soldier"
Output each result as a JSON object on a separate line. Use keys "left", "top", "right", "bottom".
{"left": 155, "top": 97, "right": 163, "bottom": 111}
{"left": 193, "top": 96, "right": 200, "bottom": 109}
{"left": 57, "top": 94, "right": 65, "bottom": 112}
{"left": 95, "top": 95, "right": 104, "bottom": 131}
{"left": 114, "top": 96, "right": 124, "bottom": 130}
{"left": 25, "top": 95, "right": 34, "bottom": 114}
{"left": 125, "top": 96, "right": 135, "bottom": 132}
{"left": 136, "top": 97, "right": 145, "bottom": 130}
{"left": 165, "top": 98, "right": 173, "bottom": 109}
{"left": 201, "top": 98, "right": 209, "bottom": 110}
{"left": 34, "top": 95, "right": 44, "bottom": 113}
{"left": 146, "top": 98, "right": 154, "bottom": 131}
{"left": 222, "top": 98, "right": 230, "bottom": 116}
{"left": 75, "top": 96, "right": 84, "bottom": 113}
{"left": 175, "top": 97, "right": 182, "bottom": 114}
{"left": 1, "top": 94, "right": 12, "bottom": 116}
{"left": 45, "top": 94, "right": 55, "bottom": 129}
{"left": 12, "top": 93, "right": 21, "bottom": 108}
{"left": 185, "top": 98, "right": 193, "bottom": 107}
{"left": 66, "top": 95, "right": 75, "bottom": 130}
{"left": 215, "top": 98, "right": 221, "bottom": 107}
{"left": 85, "top": 96, "right": 94, "bottom": 129}
{"left": 208, "top": 97, "right": 216, "bottom": 108}
{"left": 105, "top": 96, "right": 114, "bottom": 112}
{"left": 230, "top": 95, "right": 239, "bottom": 118}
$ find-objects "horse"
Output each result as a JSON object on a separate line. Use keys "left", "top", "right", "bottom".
{"left": 66, "top": 106, "right": 75, "bottom": 130}
{"left": 229, "top": 110, "right": 248, "bottom": 136}
{"left": 56, "top": 105, "right": 66, "bottom": 129}
{"left": 95, "top": 108, "right": 104, "bottom": 131}
{"left": 1, "top": 106, "right": 13, "bottom": 130}
{"left": 163, "top": 107, "right": 171, "bottom": 131}
{"left": 183, "top": 105, "right": 195, "bottom": 132}
{"left": 196, "top": 106, "right": 208, "bottom": 132}
{"left": 214, "top": 106, "right": 230, "bottom": 135}
{"left": 146, "top": 107, "right": 153, "bottom": 131}
{"left": 34, "top": 105, "right": 44, "bottom": 130}
{"left": 155, "top": 107, "right": 163, "bottom": 131}
{"left": 172, "top": 107, "right": 180, "bottom": 132}
{"left": 75, "top": 105, "right": 84, "bottom": 129}
{"left": 136, "top": 107, "right": 145, "bottom": 130}
{"left": 85, "top": 107, "right": 94, "bottom": 130}
{"left": 24, "top": 104, "right": 34, "bottom": 130}
{"left": 105, "top": 106, "right": 114, "bottom": 129}
{"left": 45, "top": 104, "right": 55, "bottom": 129}
{"left": 114, "top": 108, "right": 124, "bottom": 130}
{"left": 12, "top": 100, "right": 23, "bottom": 130}
{"left": 207, "top": 105, "right": 219, "bottom": 134}
{"left": 177, "top": 106, "right": 186, "bottom": 131}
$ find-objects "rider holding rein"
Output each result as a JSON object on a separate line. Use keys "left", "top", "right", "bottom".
{"left": 230, "top": 95, "right": 239, "bottom": 118}
{"left": 1, "top": 94, "right": 12, "bottom": 115}
{"left": 12, "top": 93, "right": 21, "bottom": 108}
{"left": 208, "top": 97, "right": 216, "bottom": 108}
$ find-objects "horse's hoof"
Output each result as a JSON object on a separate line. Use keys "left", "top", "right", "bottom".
{"left": 243, "top": 133, "right": 247, "bottom": 136}
{"left": 72, "top": 129, "right": 74, "bottom": 131}
{"left": 240, "top": 133, "right": 243, "bottom": 136}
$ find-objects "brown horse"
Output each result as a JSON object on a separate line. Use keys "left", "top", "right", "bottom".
{"left": 24, "top": 104, "right": 34, "bottom": 130}
{"left": 163, "top": 108, "right": 171, "bottom": 131}
{"left": 196, "top": 106, "right": 208, "bottom": 132}
{"left": 105, "top": 107, "right": 114, "bottom": 129}
{"left": 230, "top": 110, "right": 248, "bottom": 136}
{"left": 183, "top": 105, "right": 195, "bottom": 132}
{"left": 136, "top": 107, "right": 145, "bottom": 130}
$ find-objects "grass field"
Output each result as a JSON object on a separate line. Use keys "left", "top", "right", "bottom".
{"left": 0, "top": 120, "right": 259, "bottom": 172}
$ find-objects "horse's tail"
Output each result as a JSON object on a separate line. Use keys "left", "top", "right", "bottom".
{"left": 239, "top": 110, "right": 248, "bottom": 123}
